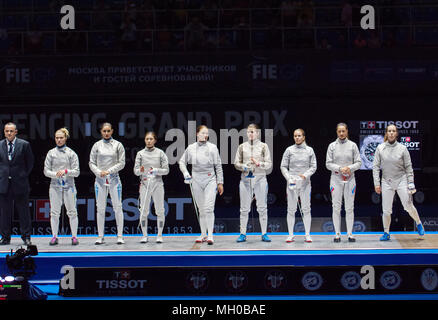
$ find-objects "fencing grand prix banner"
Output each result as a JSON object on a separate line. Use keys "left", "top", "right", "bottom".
{"left": 1, "top": 49, "right": 438, "bottom": 99}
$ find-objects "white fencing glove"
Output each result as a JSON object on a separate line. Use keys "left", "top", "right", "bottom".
{"left": 288, "top": 178, "right": 296, "bottom": 190}
{"left": 243, "top": 163, "right": 254, "bottom": 172}
{"left": 408, "top": 182, "right": 416, "bottom": 194}
{"left": 184, "top": 172, "right": 192, "bottom": 184}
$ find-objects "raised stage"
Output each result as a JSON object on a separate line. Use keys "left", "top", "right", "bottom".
{"left": 1, "top": 232, "right": 438, "bottom": 299}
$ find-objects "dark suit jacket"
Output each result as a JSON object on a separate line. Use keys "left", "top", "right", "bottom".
{"left": 0, "top": 138, "right": 34, "bottom": 195}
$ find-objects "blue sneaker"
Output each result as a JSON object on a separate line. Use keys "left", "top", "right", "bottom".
{"left": 417, "top": 223, "right": 425, "bottom": 236}
{"left": 236, "top": 234, "right": 247, "bottom": 242}
{"left": 261, "top": 234, "right": 271, "bottom": 242}
{"left": 380, "top": 232, "right": 391, "bottom": 241}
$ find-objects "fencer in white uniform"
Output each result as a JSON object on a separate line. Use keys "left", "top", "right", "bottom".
{"left": 89, "top": 123, "right": 126, "bottom": 245}
{"left": 373, "top": 124, "right": 425, "bottom": 241}
{"left": 43, "top": 128, "right": 80, "bottom": 246}
{"left": 234, "top": 124, "right": 272, "bottom": 242}
{"left": 326, "top": 123, "right": 361, "bottom": 242}
{"left": 178, "top": 125, "right": 224, "bottom": 245}
{"left": 134, "top": 132, "right": 169, "bottom": 244}
{"left": 280, "top": 129, "right": 316, "bottom": 243}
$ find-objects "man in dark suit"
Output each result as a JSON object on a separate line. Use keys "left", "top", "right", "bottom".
{"left": 0, "top": 122, "right": 34, "bottom": 245}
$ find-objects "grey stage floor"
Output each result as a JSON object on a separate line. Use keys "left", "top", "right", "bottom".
{"left": 0, "top": 233, "right": 436, "bottom": 253}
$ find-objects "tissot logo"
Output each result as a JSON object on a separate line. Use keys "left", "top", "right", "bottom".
{"left": 400, "top": 137, "right": 420, "bottom": 148}
{"left": 361, "top": 121, "right": 419, "bottom": 130}
{"left": 35, "top": 200, "right": 51, "bottom": 221}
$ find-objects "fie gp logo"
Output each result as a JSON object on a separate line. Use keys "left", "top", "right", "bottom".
{"left": 380, "top": 270, "right": 402, "bottom": 290}
{"left": 302, "top": 272, "right": 323, "bottom": 291}
{"left": 421, "top": 268, "right": 438, "bottom": 291}
{"left": 341, "top": 271, "right": 362, "bottom": 291}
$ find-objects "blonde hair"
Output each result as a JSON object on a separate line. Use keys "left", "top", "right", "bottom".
{"left": 56, "top": 127, "right": 70, "bottom": 139}
{"left": 100, "top": 122, "right": 113, "bottom": 130}
{"left": 294, "top": 128, "right": 306, "bottom": 142}
{"left": 384, "top": 124, "right": 398, "bottom": 142}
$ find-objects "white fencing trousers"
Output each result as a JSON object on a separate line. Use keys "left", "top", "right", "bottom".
{"left": 139, "top": 179, "right": 165, "bottom": 237}
{"left": 95, "top": 177, "right": 124, "bottom": 237}
{"left": 286, "top": 182, "right": 311, "bottom": 236}
{"left": 381, "top": 177, "right": 421, "bottom": 233}
{"left": 49, "top": 185, "right": 78, "bottom": 238}
{"left": 239, "top": 175, "right": 268, "bottom": 235}
{"left": 191, "top": 173, "right": 218, "bottom": 238}
{"left": 330, "top": 176, "right": 356, "bottom": 235}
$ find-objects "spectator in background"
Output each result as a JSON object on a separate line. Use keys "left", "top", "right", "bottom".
{"left": 201, "top": 0, "right": 219, "bottom": 27}
{"left": 25, "top": 23, "right": 43, "bottom": 54}
{"left": 281, "top": 0, "right": 299, "bottom": 27}
{"left": 353, "top": 32, "right": 367, "bottom": 48}
{"left": 137, "top": 0, "right": 155, "bottom": 30}
{"left": 367, "top": 30, "right": 381, "bottom": 48}
{"left": 233, "top": 16, "right": 250, "bottom": 49}
{"left": 341, "top": 0, "right": 352, "bottom": 27}
{"left": 125, "top": 1, "right": 138, "bottom": 22}
{"left": 336, "top": 33, "right": 348, "bottom": 48}
{"left": 318, "top": 37, "right": 332, "bottom": 50}
{"left": 184, "top": 16, "right": 208, "bottom": 50}
{"left": 383, "top": 29, "right": 397, "bottom": 48}
{"left": 156, "top": 24, "right": 172, "bottom": 51}
{"left": 120, "top": 15, "right": 137, "bottom": 51}
{"left": 173, "top": 1, "right": 188, "bottom": 28}
{"left": 217, "top": 32, "right": 233, "bottom": 49}
{"left": 298, "top": 0, "right": 314, "bottom": 27}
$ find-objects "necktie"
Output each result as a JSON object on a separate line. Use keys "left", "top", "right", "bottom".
{"left": 8, "top": 142, "right": 13, "bottom": 160}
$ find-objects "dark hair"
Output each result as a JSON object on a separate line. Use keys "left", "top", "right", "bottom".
{"left": 196, "top": 125, "right": 208, "bottom": 134}
{"left": 336, "top": 122, "right": 349, "bottom": 138}
{"left": 145, "top": 131, "right": 157, "bottom": 140}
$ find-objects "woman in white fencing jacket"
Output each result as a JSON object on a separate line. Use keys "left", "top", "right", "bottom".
{"left": 280, "top": 129, "right": 317, "bottom": 243}
{"left": 326, "top": 123, "right": 361, "bottom": 243}
{"left": 373, "top": 124, "right": 424, "bottom": 241}
{"left": 178, "top": 125, "right": 224, "bottom": 245}
{"left": 134, "top": 132, "right": 169, "bottom": 244}
{"left": 44, "top": 128, "right": 80, "bottom": 246}
{"left": 89, "top": 123, "right": 126, "bottom": 245}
